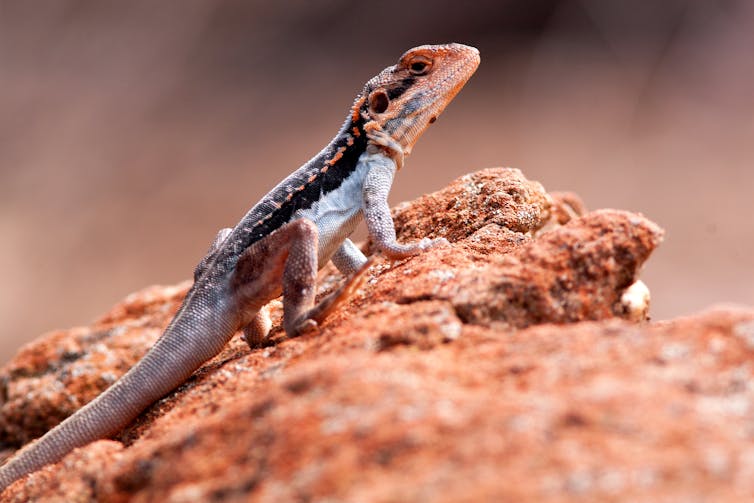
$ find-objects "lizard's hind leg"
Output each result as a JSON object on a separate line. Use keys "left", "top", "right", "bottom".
{"left": 233, "top": 219, "right": 371, "bottom": 341}
{"left": 242, "top": 305, "right": 273, "bottom": 349}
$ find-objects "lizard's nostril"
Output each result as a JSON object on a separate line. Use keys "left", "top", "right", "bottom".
{"left": 429, "top": 116, "right": 437, "bottom": 124}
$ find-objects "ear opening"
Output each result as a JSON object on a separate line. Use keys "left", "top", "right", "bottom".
{"left": 369, "top": 90, "right": 389, "bottom": 114}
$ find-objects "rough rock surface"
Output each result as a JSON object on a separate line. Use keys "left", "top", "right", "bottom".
{"left": 2, "top": 168, "right": 751, "bottom": 502}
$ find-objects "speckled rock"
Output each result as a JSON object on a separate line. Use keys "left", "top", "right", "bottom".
{"left": 0, "top": 283, "right": 190, "bottom": 446}
{"left": 385, "top": 167, "right": 553, "bottom": 244}
{"left": 9, "top": 168, "right": 748, "bottom": 503}
{"left": 369, "top": 208, "right": 662, "bottom": 329}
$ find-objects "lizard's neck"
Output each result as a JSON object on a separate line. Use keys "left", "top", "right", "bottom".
{"left": 245, "top": 111, "right": 369, "bottom": 239}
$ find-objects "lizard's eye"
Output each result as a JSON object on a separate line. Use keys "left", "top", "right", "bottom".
{"left": 408, "top": 57, "right": 432, "bottom": 76}
{"left": 369, "top": 90, "right": 389, "bottom": 114}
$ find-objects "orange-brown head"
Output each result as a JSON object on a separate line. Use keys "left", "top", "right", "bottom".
{"left": 355, "top": 43, "right": 480, "bottom": 156}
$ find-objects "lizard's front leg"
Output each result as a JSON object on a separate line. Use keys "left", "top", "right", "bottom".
{"left": 331, "top": 239, "right": 368, "bottom": 276}
{"left": 233, "top": 219, "right": 371, "bottom": 347}
{"left": 362, "top": 146, "right": 448, "bottom": 259}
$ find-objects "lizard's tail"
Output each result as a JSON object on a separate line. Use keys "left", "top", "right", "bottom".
{"left": 0, "top": 302, "right": 237, "bottom": 492}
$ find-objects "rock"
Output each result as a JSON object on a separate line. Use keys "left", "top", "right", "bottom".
{"left": 618, "top": 280, "right": 651, "bottom": 322}
{"left": 5, "top": 168, "right": 747, "bottom": 502}
{"left": 0, "top": 283, "right": 190, "bottom": 446}
{"left": 370, "top": 208, "right": 663, "bottom": 329}
{"left": 385, "top": 167, "right": 553, "bottom": 244}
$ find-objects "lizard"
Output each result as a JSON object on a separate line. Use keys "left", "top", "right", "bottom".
{"left": 0, "top": 43, "right": 480, "bottom": 492}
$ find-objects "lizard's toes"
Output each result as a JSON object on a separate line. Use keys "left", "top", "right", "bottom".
{"left": 290, "top": 319, "right": 318, "bottom": 338}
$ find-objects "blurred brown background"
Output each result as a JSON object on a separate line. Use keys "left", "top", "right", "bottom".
{"left": 1, "top": 0, "right": 752, "bottom": 365}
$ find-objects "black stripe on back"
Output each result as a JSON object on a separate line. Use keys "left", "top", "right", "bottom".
{"left": 244, "top": 118, "right": 368, "bottom": 247}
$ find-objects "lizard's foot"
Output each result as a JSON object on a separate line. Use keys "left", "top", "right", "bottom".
{"left": 288, "top": 319, "right": 318, "bottom": 338}
{"left": 373, "top": 236, "right": 451, "bottom": 261}
{"left": 286, "top": 257, "right": 374, "bottom": 337}
{"left": 416, "top": 236, "right": 450, "bottom": 251}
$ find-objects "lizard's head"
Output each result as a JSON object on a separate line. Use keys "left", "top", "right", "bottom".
{"left": 355, "top": 43, "right": 480, "bottom": 156}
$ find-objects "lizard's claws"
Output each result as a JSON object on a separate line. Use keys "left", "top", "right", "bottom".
{"left": 418, "top": 237, "right": 450, "bottom": 251}
{"left": 289, "top": 319, "right": 319, "bottom": 338}
{"left": 366, "top": 127, "right": 405, "bottom": 170}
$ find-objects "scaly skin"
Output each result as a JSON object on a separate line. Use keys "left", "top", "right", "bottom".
{"left": 0, "top": 43, "right": 480, "bottom": 493}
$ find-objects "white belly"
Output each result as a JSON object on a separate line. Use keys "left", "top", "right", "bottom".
{"left": 294, "top": 160, "right": 370, "bottom": 268}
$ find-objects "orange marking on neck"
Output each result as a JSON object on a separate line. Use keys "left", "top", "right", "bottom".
{"left": 352, "top": 126, "right": 361, "bottom": 137}
{"left": 321, "top": 166, "right": 329, "bottom": 173}
{"left": 325, "top": 146, "right": 347, "bottom": 166}
{"left": 351, "top": 95, "right": 366, "bottom": 122}
{"left": 346, "top": 135, "right": 354, "bottom": 147}
{"left": 364, "top": 120, "right": 379, "bottom": 133}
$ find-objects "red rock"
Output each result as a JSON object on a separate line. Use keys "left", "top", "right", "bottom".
{"left": 385, "top": 167, "right": 553, "bottom": 244}
{"left": 0, "top": 283, "right": 189, "bottom": 446}
{"left": 4, "top": 168, "right": 747, "bottom": 502}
